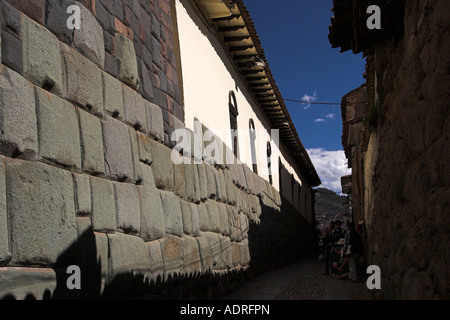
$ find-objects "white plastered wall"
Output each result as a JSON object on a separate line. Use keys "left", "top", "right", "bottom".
{"left": 175, "top": 0, "right": 310, "bottom": 210}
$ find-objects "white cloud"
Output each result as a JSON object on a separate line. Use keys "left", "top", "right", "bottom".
{"left": 301, "top": 91, "right": 317, "bottom": 109}
{"left": 306, "top": 148, "right": 351, "bottom": 193}
{"left": 325, "top": 113, "right": 335, "bottom": 119}
{"left": 314, "top": 118, "right": 325, "bottom": 123}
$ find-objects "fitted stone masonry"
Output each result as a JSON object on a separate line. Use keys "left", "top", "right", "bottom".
{"left": 0, "top": 0, "right": 315, "bottom": 299}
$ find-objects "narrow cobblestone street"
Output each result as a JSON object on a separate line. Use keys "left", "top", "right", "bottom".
{"left": 224, "top": 257, "right": 374, "bottom": 300}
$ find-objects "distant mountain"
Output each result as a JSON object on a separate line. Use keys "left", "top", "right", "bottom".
{"left": 314, "top": 188, "right": 347, "bottom": 231}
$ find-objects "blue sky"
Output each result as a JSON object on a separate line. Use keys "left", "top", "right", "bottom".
{"left": 244, "top": 0, "right": 366, "bottom": 191}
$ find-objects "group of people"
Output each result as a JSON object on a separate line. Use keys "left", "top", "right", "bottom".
{"left": 320, "top": 219, "right": 364, "bottom": 281}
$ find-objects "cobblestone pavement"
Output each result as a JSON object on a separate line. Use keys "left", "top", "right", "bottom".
{"left": 224, "top": 257, "right": 374, "bottom": 300}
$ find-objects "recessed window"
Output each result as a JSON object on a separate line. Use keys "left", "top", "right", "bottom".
{"left": 267, "top": 142, "right": 272, "bottom": 185}
{"left": 229, "top": 91, "right": 239, "bottom": 157}
{"left": 249, "top": 119, "right": 257, "bottom": 174}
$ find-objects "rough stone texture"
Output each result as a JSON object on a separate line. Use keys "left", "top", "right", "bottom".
{"left": 196, "top": 232, "right": 213, "bottom": 273}
{"left": 6, "top": 159, "right": 77, "bottom": 265}
{"left": 107, "top": 233, "right": 151, "bottom": 285}
{"left": 45, "top": 0, "right": 74, "bottom": 44}
{"left": 150, "top": 140, "right": 174, "bottom": 190}
{"left": 73, "top": 3, "right": 105, "bottom": 67}
{"left": 138, "top": 163, "right": 165, "bottom": 241}
{"left": 358, "top": 0, "right": 450, "bottom": 300}
{"left": 197, "top": 162, "right": 208, "bottom": 201}
{"left": 218, "top": 203, "right": 230, "bottom": 236}
{"left": 21, "top": 15, "right": 63, "bottom": 94}
{"left": 182, "top": 235, "right": 201, "bottom": 275}
{"left": 159, "top": 234, "right": 182, "bottom": 276}
{"left": 205, "top": 163, "right": 217, "bottom": 199}
{"left": 159, "top": 190, "right": 183, "bottom": 237}
{"left": 172, "top": 160, "right": 186, "bottom": 199}
{"left": 197, "top": 202, "right": 210, "bottom": 232}
{"left": 179, "top": 199, "right": 192, "bottom": 235}
{"left": 206, "top": 199, "right": 221, "bottom": 234}
{"left": 146, "top": 240, "right": 165, "bottom": 281}
{"left": 145, "top": 101, "right": 164, "bottom": 142}
{"left": 122, "top": 84, "right": 147, "bottom": 132}
{"left": 0, "top": 156, "right": 11, "bottom": 265}
{"left": 72, "top": 173, "right": 91, "bottom": 216}
{"left": 90, "top": 176, "right": 116, "bottom": 233}
{"left": 219, "top": 235, "right": 232, "bottom": 270}
{"left": 102, "top": 115, "right": 134, "bottom": 182}
{"left": 190, "top": 203, "right": 200, "bottom": 237}
{"left": 136, "top": 132, "right": 153, "bottom": 165}
{"left": 128, "top": 127, "right": 142, "bottom": 183}
{"left": 103, "top": 71, "right": 124, "bottom": 119}
{"left": 115, "top": 33, "right": 139, "bottom": 90}
{"left": 78, "top": 109, "right": 106, "bottom": 175}
{"left": 62, "top": 43, "right": 103, "bottom": 116}
{"left": 114, "top": 182, "right": 140, "bottom": 234}
{"left": 0, "top": 267, "right": 57, "bottom": 300}
{"left": 0, "top": 66, "right": 38, "bottom": 160}
{"left": 206, "top": 232, "right": 221, "bottom": 271}
{"left": 36, "top": 88, "right": 81, "bottom": 171}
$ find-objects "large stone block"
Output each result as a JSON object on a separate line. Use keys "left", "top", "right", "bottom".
{"left": 206, "top": 199, "right": 221, "bottom": 233}
{"left": 223, "top": 169, "right": 237, "bottom": 205}
{"left": 218, "top": 203, "right": 230, "bottom": 236}
{"left": 159, "top": 190, "right": 183, "bottom": 237}
{"left": 6, "top": 159, "right": 77, "bottom": 265}
{"left": 114, "top": 182, "right": 140, "bottom": 234}
{"left": 231, "top": 243, "right": 241, "bottom": 268}
{"left": 182, "top": 235, "right": 201, "bottom": 276}
{"left": 122, "top": 84, "right": 147, "bottom": 132}
{"left": 205, "top": 232, "right": 221, "bottom": 271}
{"left": 46, "top": 0, "right": 74, "bottom": 43}
{"left": 197, "top": 202, "right": 210, "bottom": 232}
{"left": 8, "top": 0, "right": 45, "bottom": 24}
{"left": 0, "top": 66, "right": 37, "bottom": 160}
{"left": 146, "top": 240, "right": 164, "bottom": 281}
{"left": 159, "top": 234, "right": 182, "bottom": 276}
{"left": 219, "top": 235, "right": 232, "bottom": 270}
{"left": 227, "top": 205, "right": 241, "bottom": 242}
{"left": 180, "top": 199, "right": 192, "bottom": 235}
{"left": 21, "top": 15, "right": 63, "bottom": 94}
{"left": 107, "top": 233, "right": 151, "bottom": 286}
{"left": 205, "top": 163, "right": 217, "bottom": 199}
{"left": 90, "top": 176, "right": 116, "bottom": 233}
{"left": 102, "top": 115, "right": 134, "bottom": 182}
{"left": 240, "top": 239, "right": 250, "bottom": 266}
{"left": 196, "top": 232, "right": 213, "bottom": 273}
{"left": 78, "top": 109, "right": 105, "bottom": 175}
{"left": 197, "top": 162, "right": 208, "bottom": 201}
{"left": 128, "top": 127, "right": 143, "bottom": 183}
{"left": 150, "top": 140, "right": 174, "bottom": 190}
{"left": 0, "top": 156, "right": 11, "bottom": 265}
{"left": 145, "top": 101, "right": 164, "bottom": 141}
{"left": 190, "top": 203, "right": 200, "bottom": 237}
{"left": 0, "top": 267, "right": 57, "bottom": 300}
{"left": 73, "top": 2, "right": 105, "bottom": 67}
{"left": 62, "top": 43, "right": 103, "bottom": 116}
{"left": 103, "top": 71, "right": 124, "bottom": 119}
{"left": 172, "top": 159, "right": 186, "bottom": 199}
{"left": 72, "top": 173, "right": 91, "bottom": 216}
{"left": 138, "top": 163, "right": 165, "bottom": 241}
{"left": 136, "top": 132, "right": 153, "bottom": 165}
{"left": 115, "top": 33, "right": 139, "bottom": 90}
{"left": 36, "top": 88, "right": 81, "bottom": 171}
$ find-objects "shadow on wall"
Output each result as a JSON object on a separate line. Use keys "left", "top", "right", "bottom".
{"left": 1, "top": 195, "right": 315, "bottom": 300}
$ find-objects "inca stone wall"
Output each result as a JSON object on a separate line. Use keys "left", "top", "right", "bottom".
{"left": 0, "top": 0, "right": 314, "bottom": 299}
{"left": 364, "top": 0, "right": 450, "bottom": 299}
